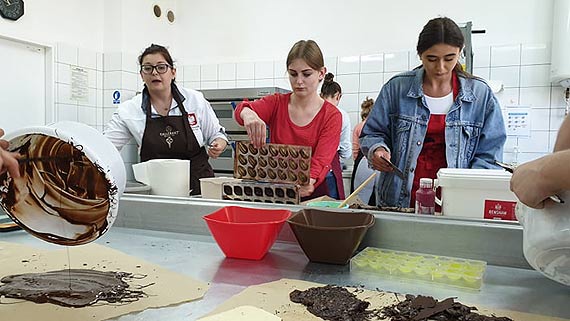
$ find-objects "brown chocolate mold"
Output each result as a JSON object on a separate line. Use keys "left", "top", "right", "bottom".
{"left": 269, "top": 145, "right": 279, "bottom": 156}
{"left": 289, "top": 159, "right": 298, "bottom": 170}
{"left": 279, "top": 146, "right": 289, "bottom": 157}
{"left": 268, "top": 169, "right": 277, "bottom": 179}
{"left": 288, "top": 171, "right": 297, "bottom": 181}
{"left": 298, "top": 172, "right": 308, "bottom": 183}
{"left": 238, "top": 154, "right": 247, "bottom": 165}
{"left": 259, "top": 157, "right": 267, "bottom": 167}
{"left": 248, "top": 155, "right": 257, "bottom": 167}
{"left": 234, "top": 141, "right": 311, "bottom": 185}
{"left": 278, "top": 169, "right": 288, "bottom": 180}
{"left": 248, "top": 144, "right": 258, "bottom": 155}
{"left": 238, "top": 143, "right": 248, "bottom": 154}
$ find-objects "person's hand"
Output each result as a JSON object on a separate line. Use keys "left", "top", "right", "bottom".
{"left": 510, "top": 157, "right": 552, "bottom": 209}
{"left": 0, "top": 128, "right": 20, "bottom": 178}
{"left": 369, "top": 147, "right": 393, "bottom": 172}
{"left": 241, "top": 108, "right": 266, "bottom": 148}
{"left": 206, "top": 138, "right": 228, "bottom": 159}
{"left": 299, "top": 178, "right": 316, "bottom": 198}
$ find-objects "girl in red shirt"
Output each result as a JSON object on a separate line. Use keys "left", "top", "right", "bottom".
{"left": 235, "top": 40, "right": 342, "bottom": 199}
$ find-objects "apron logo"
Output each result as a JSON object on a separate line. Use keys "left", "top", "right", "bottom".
{"left": 159, "top": 125, "right": 180, "bottom": 149}
{"left": 188, "top": 113, "right": 197, "bottom": 126}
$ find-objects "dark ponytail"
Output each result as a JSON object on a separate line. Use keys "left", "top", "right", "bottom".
{"left": 320, "top": 73, "right": 342, "bottom": 98}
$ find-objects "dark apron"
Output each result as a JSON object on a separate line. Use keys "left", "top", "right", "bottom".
{"left": 139, "top": 84, "right": 214, "bottom": 195}
{"left": 304, "top": 152, "right": 345, "bottom": 201}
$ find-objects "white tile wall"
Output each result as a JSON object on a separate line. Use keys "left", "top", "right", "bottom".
{"left": 360, "top": 54, "right": 384, "bottom": 73}
{"left": 254, "top": 61, "right": 274, "bottom": 79}
{"left": 50, "top": 41, "right": 566, "bottom": 176}
{"left": 384, "top": 51, "right": 409, "bottom": 72}
{"left": 219, "top": 63, "right": 236, "bottom": 81}
{"left": 337, "top": 56, "right": 360, "bottom": 74}
{"left": 237, "top": 62, "right": 254, "bottom": 80}
{"left": 491, "top": 44, "right": 521, "bottom": 67}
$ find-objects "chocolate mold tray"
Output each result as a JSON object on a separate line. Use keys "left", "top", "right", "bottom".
{"left": 222, "top": 181, "right": 299, "bottom": 205}
{"left": 351, "top": 247, "right": 487, "bottom": 290}
{"left": 234, "top": 141, "right": 311, "bottom": 186}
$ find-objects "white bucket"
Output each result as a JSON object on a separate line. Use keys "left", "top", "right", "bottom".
{"left": 132, "top": 159, "right": 190, "bottom": 197}
{"left": 0, "top": 121, "right": 126, "bottom": 246}
{"left": 434, "top": 168, "right": 517, "bottom": 219}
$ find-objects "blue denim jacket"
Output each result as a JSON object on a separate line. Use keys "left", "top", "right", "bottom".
{"left": 359, "top": 68, "right": 506, "bottom": 207}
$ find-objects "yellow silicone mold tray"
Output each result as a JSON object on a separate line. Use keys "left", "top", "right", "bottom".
{"left": 350, "top": 247, "right": 487, "bottom": 290}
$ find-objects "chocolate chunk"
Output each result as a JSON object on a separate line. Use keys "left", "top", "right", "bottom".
{"left": 299, "top": 160, "right": 309, "bottom": 171}
{"left": 257, "top": 168, "right": 267, "bottom": 178}
{"left": 290, "top": 285, "right": 372, "bottom": 321}
{"left": 259, "top": 146, "right": 268, "bottom": 155}
{"left": 268, "top": 157, "right": 278, "bottom": 168}
{"left": 289, "top": 147, "right": 299, "bottom": 158}
{"left": 238, "top": 154, "right": 247, "bottom": 165}
{"left": 238, "top": 142, "right": 248, "bottom": 154}
{"left": 248, "top": 144, "right": 258, "bottom": 155}
{"left": 278, "top": 158, "right": 288, "bottom": 169}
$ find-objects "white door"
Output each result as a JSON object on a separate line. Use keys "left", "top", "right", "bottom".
{"left": 0, "top": 37, "right": 46, "bottom": 134}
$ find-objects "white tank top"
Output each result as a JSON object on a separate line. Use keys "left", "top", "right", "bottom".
{"left": 425, "top": 92, "right": 453, "bottom": 115}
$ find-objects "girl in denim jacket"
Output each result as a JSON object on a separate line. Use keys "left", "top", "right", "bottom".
{"left": 360, "top": 17, "right": 506, "bottom": 208}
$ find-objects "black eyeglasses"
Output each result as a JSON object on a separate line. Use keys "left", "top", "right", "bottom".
{"left": 140, "top": 63, "right": 172, "bottom": 74}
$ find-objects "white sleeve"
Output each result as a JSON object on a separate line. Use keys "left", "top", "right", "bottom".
{"left": 338, "top": 111, "right": 352, "bottom": 160}
{"left": 200, "top": 99, "right": 228, "bottom": 144}
{"left": 103, "top": 109, "right": 133, "bottom": 151}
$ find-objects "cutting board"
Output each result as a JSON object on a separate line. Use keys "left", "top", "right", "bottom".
{"left": 0, "top": 241, "right": 209, "bottom": 321}
{"left": 207, "top": 278, "right": 568, "bottom": 321}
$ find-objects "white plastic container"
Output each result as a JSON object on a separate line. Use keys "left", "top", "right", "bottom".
{"left": 434, "top": 168, "right": 517, "bottom": 220}
{"left": 132, "top": 159, "right": 190, "bottom": 197}
{"left": 199, "top": 177, "right": 242, "bottom": 199}
{"left": 516, "top": 192, "right": 570, "bottom": 286}
{"left": 0, "top": 121, "right": 126, "bottom": 246}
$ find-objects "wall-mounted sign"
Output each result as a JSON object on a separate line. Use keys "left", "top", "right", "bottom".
{"left": 113, "top": 91, "right": 121, "bottom": 104}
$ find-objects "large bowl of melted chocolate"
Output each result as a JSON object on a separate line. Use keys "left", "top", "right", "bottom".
{"left": 0, "top": 121, "right": 126, "bottom": 246}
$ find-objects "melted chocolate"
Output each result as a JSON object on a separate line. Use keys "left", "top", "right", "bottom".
{"left": 0, "top": 269, "right": 147, "bottom": 308}
{"left": 0, "top": 134, "right": 112, "bottom": 246}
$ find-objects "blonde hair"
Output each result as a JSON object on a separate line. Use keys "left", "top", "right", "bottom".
{"left": 360, "top": 97, "right": 374, "bottom": 121}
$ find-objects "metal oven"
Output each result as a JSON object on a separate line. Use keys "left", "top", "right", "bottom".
{"left": 201, "top": 87, "right": 290, "bottom": 173}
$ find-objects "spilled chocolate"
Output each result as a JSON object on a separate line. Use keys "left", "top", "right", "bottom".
{"left": 290, "top": 285, "right": 376, "bottom": 321}
{"left": 0, "top": 134, "right": 113, "bottom": 245}
{"left": 0, "top": 269, "right": 147, "bottom": 307}
{"left": 380, "top": 294, "right": 514, "bottom": 321}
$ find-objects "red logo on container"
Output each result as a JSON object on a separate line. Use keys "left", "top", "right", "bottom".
{"left": 484, "top": 200, "right": 517, "bottom": 221}
{"left": 188, "top": 113, "right": 197, "bottom": 126}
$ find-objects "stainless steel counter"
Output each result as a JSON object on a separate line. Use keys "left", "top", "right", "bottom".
{"left": 1, "top": 227, "right": 568, "bottom": 320}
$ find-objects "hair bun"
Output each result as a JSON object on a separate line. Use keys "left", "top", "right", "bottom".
{"left": 324, "top": 72, "right": 334, "bottom": 83}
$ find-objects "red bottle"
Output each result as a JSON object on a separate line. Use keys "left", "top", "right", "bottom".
{"left": 415, "top": 178, "right": 435, "bottom": 215}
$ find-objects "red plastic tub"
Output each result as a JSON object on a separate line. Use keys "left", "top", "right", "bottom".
{"left": 203, "top": 206, "right": 291, "bottom": 260}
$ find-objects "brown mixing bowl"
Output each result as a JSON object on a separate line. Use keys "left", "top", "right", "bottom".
{"left": 287, "top": 209, "right": 375, "bottom": 265}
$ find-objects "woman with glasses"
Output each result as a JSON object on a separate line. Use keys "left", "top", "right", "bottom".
{"left": 234, "top": 40, "right": 342, "bottom": 199}
{"left": 104, "top": 44, "right": 228, "bottom": 195}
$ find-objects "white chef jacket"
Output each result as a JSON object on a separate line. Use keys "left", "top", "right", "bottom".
{"left": 104, "top": 86, "right": 228, "bottom": 151}
{"left": 337, "top": 106, "right": 352, "bottom": 160}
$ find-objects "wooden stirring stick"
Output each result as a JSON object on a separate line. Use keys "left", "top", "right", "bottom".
{"left": 337, "top": 172, "right": 377, "bottom": 208}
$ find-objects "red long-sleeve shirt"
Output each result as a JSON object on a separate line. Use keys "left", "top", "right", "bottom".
{"left": 235, "top": 93, "right": 342, "bottom": 185}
